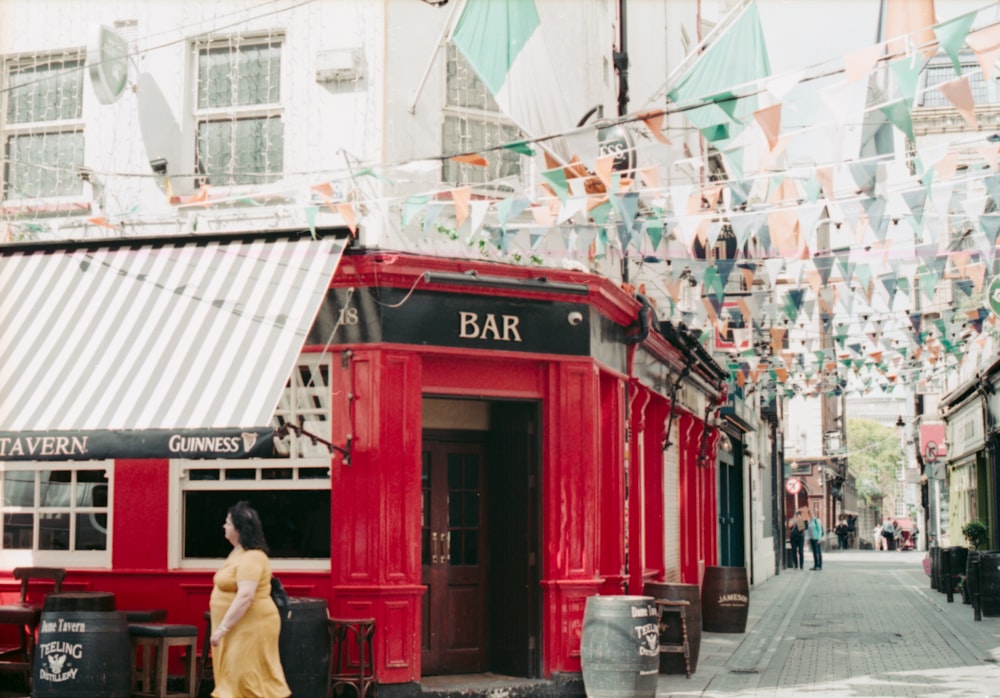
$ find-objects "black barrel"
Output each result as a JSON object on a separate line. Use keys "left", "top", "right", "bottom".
{"left": 931, "top": 546, "right": 940, "bottom": 590}
{"left": 702, "top": 566, "right": 749, "bottom": 633}
{"left": 279, "top": 597, "right": 330, "bottom": 698}
{"left": 942, "top": 547, "right": 969, "bottom": 602}
{"left": 968, "top": 550, "right": 997, "bottom": 617}
{"left": 580, "top": 595, "right": 659, "bottom": 698}
{"left": 979, "top": 552, "right": 1000, "bottom": 617}
{"left": 643, "top": 582, "right": 701, "bottom": 675}
{"left": 34, "top": 592, "right": 131, "bottom": 698}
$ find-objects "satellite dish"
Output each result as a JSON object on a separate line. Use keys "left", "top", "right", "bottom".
{"left": 136, "top": 71, "right": 182, "bottom": 179}
{"left": 88, "top": 25, "right": 129, "bottom": 105}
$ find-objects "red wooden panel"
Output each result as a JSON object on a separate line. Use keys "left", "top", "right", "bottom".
{"left": 111, "top": 459, "right": 169, "bottom": 570}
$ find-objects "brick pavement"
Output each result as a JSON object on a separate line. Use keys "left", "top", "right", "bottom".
{"left": 657, "top": 550, "right": 1000, "bottom": 697}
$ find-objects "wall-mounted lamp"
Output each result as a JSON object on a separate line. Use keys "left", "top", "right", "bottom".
{"left": 149, "top": 158, "right": 168, "bottom": 175}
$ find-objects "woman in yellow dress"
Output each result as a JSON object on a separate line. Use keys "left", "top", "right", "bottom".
{"left": 210, "top": 501, "right": 290, "bottom": 698}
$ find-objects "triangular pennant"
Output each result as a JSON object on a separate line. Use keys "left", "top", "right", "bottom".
{"left": 967, "top": 23, "right": 1000, "bottom": 81}
{"left": 934, "top": 13, "right": 977, "bottom": 76}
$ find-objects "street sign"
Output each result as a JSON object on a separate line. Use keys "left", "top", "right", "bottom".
{"left": 925, "top": 440, "right": 938, "bottom": 463}
{"left": 785, "top": 478, "right": 802, "bottom": 495}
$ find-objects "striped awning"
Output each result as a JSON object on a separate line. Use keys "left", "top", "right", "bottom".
{"left": 0, "top": 232, "right": 346, "bottom": 460}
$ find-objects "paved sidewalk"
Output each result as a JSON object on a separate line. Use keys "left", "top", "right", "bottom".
{"left": 657, "top": 549, "right": 1000, "bottom": 697}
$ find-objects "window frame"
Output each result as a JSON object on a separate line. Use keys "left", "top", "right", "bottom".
{"left": 191, "top": 32, "right": 285, "bottom": 188}
{"left": 168, "top": 458, "right": 332, "bottom": 571}
{"left": 2, "top": 49, "right": 86, "bottom": 204}
{"left": 0, "top": 461, "right": 112, "bottom": 569}
{"left": 918, "top": 56, "right": 997, "bottom": 108}
{"left": 442, "top": 44, "right": 523, "bottom": 190}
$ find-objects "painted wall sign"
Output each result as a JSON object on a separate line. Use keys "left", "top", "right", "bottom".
{"left": 310, "top": 288, "right": 591, "bottom": 356}
{"left": 0, "top": 428, "right": 273, "bottom": 461}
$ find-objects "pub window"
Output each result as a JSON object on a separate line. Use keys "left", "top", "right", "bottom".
{"left": 173, "top": 460, "right": 331, "bottom": 569}
{"left": 0, "top": 463, "right": 110, "bottom": 568}
{"left": 273, "top": 354, "right": 334, "bottom": 459}
{"left": 3, "top": 52, "right": 85, "bottom": 201}
{"left": 442, "top": 44, "right": 522, "bottom": 189}
{"left": 194, "top": 32, "right": 284, "bottom": 186}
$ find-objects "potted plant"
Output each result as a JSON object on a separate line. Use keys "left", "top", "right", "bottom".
{"left": 963, "top": 520, "right": 989, "bottom": 551}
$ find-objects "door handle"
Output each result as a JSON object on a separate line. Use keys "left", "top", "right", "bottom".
{"left": 443, "top": 531, "right": 451, "bottom": 564}
{"left": 431, "top": 531, "right": 439, "bottom": 564}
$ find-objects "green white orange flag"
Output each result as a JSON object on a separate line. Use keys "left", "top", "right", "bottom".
{"left": 450, "top": 0, "right": 574, "bottom": 161}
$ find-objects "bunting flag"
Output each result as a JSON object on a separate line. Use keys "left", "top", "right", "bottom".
{"left": 666, "top": 1, "right": 771, "bottom": 144}
{"left": 451, "top": 0, "right": 576, "bottom": 160}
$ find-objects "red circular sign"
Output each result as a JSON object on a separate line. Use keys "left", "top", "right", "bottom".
{"left": 785, "top": 478, "right": 802, "bottom": 495}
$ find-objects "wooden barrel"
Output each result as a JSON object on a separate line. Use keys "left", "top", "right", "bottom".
{"left": 701, "top": 566, "right": 749, "bottom": 633}
{"left": 643, "top": 582, "right": 701, "bottom": 674}
{"left": 34, "top": 592, "right": 131, "bottom": 698}
{"left": 580, "top": 595, "right": 659, "bottom": 698}
{"left": 979, "top": 552, "right": 1000, "bottom": 617}
{"left": 942, "top": 547, "right": 969, "bottom": 602}
{"left": 280, "top": 597, "right": 330, "bottom": 698}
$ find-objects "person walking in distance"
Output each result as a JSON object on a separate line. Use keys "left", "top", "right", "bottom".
{"left": 835, "top": 515, "right": 849, "bottom": 550}
{"left": 789, "top": 511, "right": 806, "bottom": 569}
{"left": 805, "top": 509, "right": 823, "bottom": 570}
{"left": 882, "top": 518, "right": 896, "bottom": 551}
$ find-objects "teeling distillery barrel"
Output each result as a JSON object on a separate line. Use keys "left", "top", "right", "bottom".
{"left": 701, "top": 566, "right": 749, "bottom": 633}
{"left": 279, "top": 597, "right": 330, "bottom": 698}
{"left": 979, "top": 552, "right": 1000, "bottom": 617}
{"left": 34, "top": 592, "right": 131, "bottom": 698}
{"left": 580, "top": 596, "right": 659, "bottom": 698}
{"left": 643, "top": 582, "right": 701, "bottom": 675}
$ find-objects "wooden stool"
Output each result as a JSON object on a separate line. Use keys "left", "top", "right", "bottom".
{"left": 655, "top": 600, "right": 691, "bottom": 678}
{"left": 125, "top": 609, "right": 168, "bottom": 623}
{"left": 0, "top": 567, "right": 66, "bottom": 691}
{"left": 195, "top": 611, "right": 214, "bottom": 698}
{"left": 328, "top": 617, "right": 376, "bottom": 697}
{"left": 128, "top": 623, "right": 199, "bottom": 698}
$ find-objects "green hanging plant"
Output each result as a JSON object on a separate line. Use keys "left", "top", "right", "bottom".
{"left": 962, "top": 520, "right": 989, "bottom": 551}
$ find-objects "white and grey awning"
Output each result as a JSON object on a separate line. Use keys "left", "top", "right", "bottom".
{"left": 0, "top": 232, "right": 346, "bottom": 460}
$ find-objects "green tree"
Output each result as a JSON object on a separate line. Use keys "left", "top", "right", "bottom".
{"left": 845, "top": 418, "right": 901, "bottom": 506}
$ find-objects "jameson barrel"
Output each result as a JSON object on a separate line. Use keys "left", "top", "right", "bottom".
{"left": 33, "top": 592, "right": 131, "bottom": 698}
{"left": 701, "top": 566, "right": 750, "bottom": 633}
{"left": 580, "top": 595, "right": 659, "bottom": 698}
{"left": 280, "top": 597, "right": 330, "bottom": 698}
{"left": 643, "top": 582, "right": 701, "bottom": 675}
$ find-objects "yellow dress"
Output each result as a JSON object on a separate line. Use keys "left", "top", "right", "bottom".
{"left": 210, "top": 548, "right": 290, "bottom": 698}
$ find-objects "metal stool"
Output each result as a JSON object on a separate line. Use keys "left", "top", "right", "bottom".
{"left": 328, "top": 617, "right": 376, "bottom": 697}
{"left": 128, "top": 623, "right": 199, "bottom": 698}
{"left": 655, "top": 600, "right": 691, "bottom": 679}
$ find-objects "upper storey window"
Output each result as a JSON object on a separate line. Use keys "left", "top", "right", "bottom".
{"left": 3, "top": 52, "right": 85, "bottom": 200}
{"left": 194, "top": 33, "right": 284, "bottom": 186}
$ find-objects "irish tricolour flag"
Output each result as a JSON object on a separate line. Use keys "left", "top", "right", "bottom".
{"left": 450, "top": 0, "right": 574, "bottom": 160}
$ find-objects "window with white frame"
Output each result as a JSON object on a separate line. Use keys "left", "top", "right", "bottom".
{"left": 3, "top": 52, "right": 85, "bottom": 200}
{"left": 194, "top": 33, "right": 284, "bottom": 186}
{"left": 172, "top": 354, "right": 334, "bottom": 567}
{"left": 443, "top": 44, "right": 522, "bottom": 188}
{"left": 0, "top": 463, "right": 110, "bottom": 566}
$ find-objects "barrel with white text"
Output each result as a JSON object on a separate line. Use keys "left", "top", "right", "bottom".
{"left": 701, "top": 566, "right": 750, "bottom": 633}
{"left": 580, "top": 595, "right": 659, "bottom": 698}
{"left": 33, "top": 592, "right": 131, "bottom": 698}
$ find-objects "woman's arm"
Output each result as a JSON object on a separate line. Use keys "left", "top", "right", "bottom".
{"left": 211, "top": 579, "right": 257, "bottom": 647}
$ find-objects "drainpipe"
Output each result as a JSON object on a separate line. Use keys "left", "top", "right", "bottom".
{"left": 976, "top": 374, "right": 998, "bottom": 550}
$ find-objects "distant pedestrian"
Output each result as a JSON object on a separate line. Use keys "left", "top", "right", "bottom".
{"left": 874, "top": 524, "right": 884, "bottom": 551}
{"left": 805, "top": 509, "right": 823, "bottom": 570}
{"left": 881, "top": 519, "right": 896, "bottom": 551}
{"left": 789, "top": 512, "right": 806, "bottom": 569}
{"left": 892, "top": 520, "right": 902, "bottom": 551}
{"left": 835, "top": 516, "right": 849, "bottom": 550}
{"left": 912, "top": 521, "right": 920, "bottom": 550}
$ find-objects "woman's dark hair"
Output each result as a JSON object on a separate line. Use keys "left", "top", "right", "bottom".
{"left": 228, "top": 500, "right": 270, "bottom": 553}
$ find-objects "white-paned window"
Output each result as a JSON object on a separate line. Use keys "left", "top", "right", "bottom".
{"left": 171, "top": 460, "right": 330, "bottom": 569}
{"left": 3, "top": 52, "right": 85, "bottom": 200}
{"left": 194, "top": 33, "right": 284, "bottom": 186}
{"left": 443, "top": 45, "right": 522, "bottom": 189}
{"left": 0, "top": 463, "right": 110, "bottom": 568}
{"left": 170, "top": 354, "right": 334, "bottom": 569}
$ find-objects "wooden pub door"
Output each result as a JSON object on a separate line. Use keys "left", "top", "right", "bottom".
{"left": 421, "top": 401, "right": 539, "bottom": 677}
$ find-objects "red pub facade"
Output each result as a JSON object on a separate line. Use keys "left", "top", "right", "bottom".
{"left": 0, "top": 234, "right": 727, "bottom": 695}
